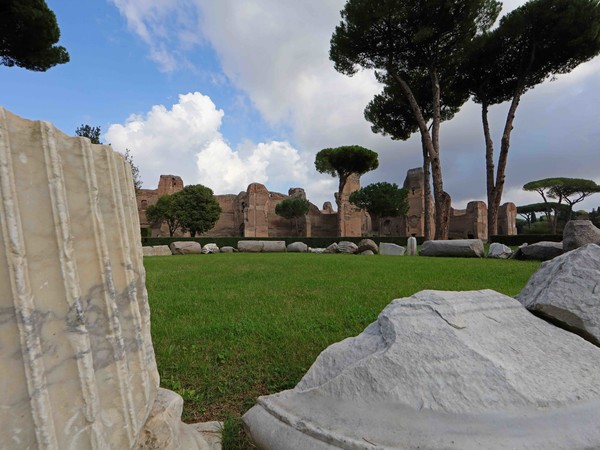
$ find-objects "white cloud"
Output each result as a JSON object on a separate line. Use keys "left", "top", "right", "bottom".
{"left": 105, "top": 92, "right": 327, "bottom": 203}
{"left": 110, "top": 0, "right": 600, "bottom": 213}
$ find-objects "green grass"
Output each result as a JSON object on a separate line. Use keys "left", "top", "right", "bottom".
{"left": 144, "top": 253, "right": 540, "bottom": 449}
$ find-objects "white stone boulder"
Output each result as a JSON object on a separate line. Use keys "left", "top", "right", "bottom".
{"left": 220, "top": 246, "right": 235, "bottom": 253}
{"left": 324, "top": 242, "right": 339, "bottom": 253}
{"left": 238, "top": 240, "right": 263, "bottom": 252}
{"left": 143, "top": 246, "right": 156, "bottom": 257}
{"left": 287, "top": 242, "right": 308, "bottom": 253}
{"left": 357, "top": 238, "right": 378, "bottom": 254}
{"left": 360, "top": 250, "right": 375, "bottom": 255}
{"left": 154, "top": 245, "right": 173, "bottom": 256}
{"left": 170, "top": 241, "right": 202, "bottom": 255}
{"left": 308, "top": 247, "right": 326, "bottom": 253}
{"left": 262, "top": 241, "right": 286, "bottom": 252}
{"left": 337, "top": 241, "right": 358, "bottom": 254}
{"left": 243, "top": 289, "right": 600, "bottom": 450}
{"left": 517, "top": 244, "right": 600, "bottom": 345}
{"left": 563, "top": 220, "right": 600, "bottom": 252}
{"left": 238, "top": 240, "right": 286, "bottom": 253}
{"left": 138, "top": 389, "right": 220, "bottom": 450}
{"left": 514, "top": 241, "right": 563, "bottom": 261}
{"left": 380, "top": 242, "right": 406, "bottom": 256}
{"left": 487, "top": 242, "right": 513, "bottom": 259}
{"left": 420, "top": 239, "right": 484, "bottom": 257}
{"left": 201, "top": 243, "right": 220, "bottom": 254}
{"left": 407, "top": 236, "right": 418, "bottom": 256}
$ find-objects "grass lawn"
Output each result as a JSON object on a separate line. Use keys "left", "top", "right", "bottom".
{"left": 144, "top": 253, "right": 540, "bottom": 449}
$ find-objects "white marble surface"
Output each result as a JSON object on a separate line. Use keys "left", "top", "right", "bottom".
{"left": 0, "top": 108, "right": 215, "bottom": 449}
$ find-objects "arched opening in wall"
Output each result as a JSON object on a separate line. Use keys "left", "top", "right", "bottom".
{"left": 239, "top": 223, "right": 245, "bottom": 237}
{"left": 172, "top": 177, "right": 177, "bottom": 187}
{"left": 468, "top": 233, "right": 474, "bottom": 239}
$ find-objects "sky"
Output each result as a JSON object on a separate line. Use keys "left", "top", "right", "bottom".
{"left": 2, "top": 0, "right": 600, "bottom": 212}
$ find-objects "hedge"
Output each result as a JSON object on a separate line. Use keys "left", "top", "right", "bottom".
{"left": 489, "top": 234, "right": 562, "bottom": 246}
{"left": 141, "top": 235, "right": 425, "bottom": 248}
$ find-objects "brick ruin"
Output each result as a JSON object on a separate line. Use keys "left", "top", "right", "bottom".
{"left": 137, "top": 169, "right": 516, "bottom": 239}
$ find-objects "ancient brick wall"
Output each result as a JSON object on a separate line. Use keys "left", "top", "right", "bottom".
{"left": 449, "top": 201, "right": 488, "bottom": 240}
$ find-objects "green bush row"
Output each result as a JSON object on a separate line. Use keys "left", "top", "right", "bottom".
{"left": 141, "top": 235, "right": 426, "bottom": 248}
{"left": 489, "top": 234, "right": 562, "bottom": 246}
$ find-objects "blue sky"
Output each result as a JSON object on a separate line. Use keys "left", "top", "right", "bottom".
{"left": 2, "top": 0, "right": 600, "bottom": 212}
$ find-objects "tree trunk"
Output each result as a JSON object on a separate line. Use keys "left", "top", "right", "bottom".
{"left": 394, "top": 72, "right": 447, "bottom": 240}
{"left": 487, "top": 45, "right": 535, "bottom": 239}
{"left": 421, "top": 134, "right": 432, "bottom": 241}
{"left": 482, "top": 99, "right": 497, "bottom": 240}
{"left": 336, "top": 176, "right": 347, "bottom": 237}
{"left": 429, "top": 69, "right": 447, "bottom": 240}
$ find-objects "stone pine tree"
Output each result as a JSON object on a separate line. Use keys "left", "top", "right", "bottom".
{"left": 524, "top": 178, "right": 600, "bottom": 232}
{"left": 330, "top": 0, "right": 501, "bottom": 239}
{"left": 364, "top": 72, "right": 468, "bottom": 239}
{"left": 465, "top": 0, "right": 600, "bottom": 238}
{"left": 0, "top": 0, "right": 69, "bottom": 71}
{"left": 275, "top": 198, "right": 310, "bottom": 236}
{"left": 172, "top": 185, "right": 222, "bottom": 237}
{"left": 315, "top": 145, "right": 378, "bottom": 237}
{"left": 349, "top": 182, "right": 409, "bottom": 236}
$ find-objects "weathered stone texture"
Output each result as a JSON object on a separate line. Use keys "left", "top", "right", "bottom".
{"left": 407, "top": 236, "right": 418, "bottom": 256}
{"left": 243, "top": 290, "right": 600, "bottom": 449}
{"left": 138, "top": 168, "right": 517, "bottom": 240}
{"left": 380, "top": 243, "right": 406, "bottom": 256}
{"left": 170, "top": 241, "right": 202, "bottom": 255}
{"left": 498, "top": 202, "right": 517, "bottom": 236}
{"left": 357, "top": 238, "right": 378, "bottom": 254}
{"left": 201, "top": 243, "right": 220, "bottom": 254}
{"left": 238, "top": 240, "right": 286, "bottom": 253}
{"left": 337, "top": 241, "right": 358, "bottom": 254}
{"left": 449, "top": 201, "right": 487, "bottom": 241}
{"left": 514, "top": 241, "right": 563, "bottom": 261}
{"left": 487, "top": 242, "right": 513, "bottom": 259}
{"left": 420, "top": 239, "right": 484, "bottom": 257}
{"left": 517, "top": 244, "right": 600, "bottom": 344}
{"left": 287, "top": 242, "right": 308, "bottom": 253}
{"left": 153, "top": 245, "right": 172, "bottom": 256}
{"left": 563, "top": 220, "right": 600, "bottom": 252}
{"left": 0, "top": 108, "right": 214, "bottom": 450}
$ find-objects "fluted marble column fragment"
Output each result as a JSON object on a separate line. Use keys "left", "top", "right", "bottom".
{"left": 0, "top": 108, "right": 215, "bottom": 449}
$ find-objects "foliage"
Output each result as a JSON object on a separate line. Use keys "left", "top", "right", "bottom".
{"left": 315, "top": 145, "right": 378, "bottom": 236}
{"left": 145, "top": 195, "right": 182, "bottom": 237}
{"left": 314, "top": 146, "right": 379, "bottom": 182}
{"left": 274, "top": 198, "right": 310, "bottom": 220}
{"left": 124, "top": 148, "right": 142, "bottom": 193}
{"left": 590, "top": 208, "right": 600, "bottom": 228}
{"left": 172, "top": 185, "right": 222, "bottom": 237}
{"left": 75, "top": 124, "right": 101, "bottom": 144}
{"left": 145, "top": 253, "right": 540, "bottom": 447}
{"left": 330, "top": 0, "right": 501, "bottom": 240}
{"left": 349, "top": 182, "right": 408, "bottom": 235}
{"left": 0, "top": 0, "right": 69, "bottom": 71}
{"left": 465, "top": 0, "right": 600, "bottom": 237}
{"left": 524, "top": 178, "right": 600, "bottom": 230}
{"left": 275, "top": 198, "right": 310, "bottom": 236}
{"left": 364, "top": 71, "right": 468, "bottom": 142}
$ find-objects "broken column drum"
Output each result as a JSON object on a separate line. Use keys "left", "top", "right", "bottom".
{"left": 0, "top": 108, "right": 214, "bottom": 450}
